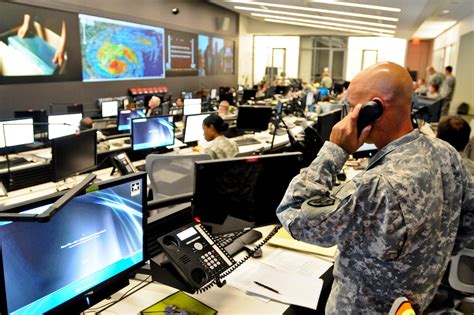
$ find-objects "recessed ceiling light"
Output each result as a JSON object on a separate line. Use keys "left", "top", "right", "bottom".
{"left": 442, "top": 9, "right": 450, "bottom": 14}
{"left": 251, "top": 13, "right": 395, "bottom": 34}
{"left": 263, "top": 18, "right": 393, "bottom": 37}
{"left": 308, "top": 0, "right": 401, "bottom": 13}
{"left": 235, "top": 6, "right": 398, "bottom": 29}
{"left": 227, "top": 1, "right": 399, "bottom": 21}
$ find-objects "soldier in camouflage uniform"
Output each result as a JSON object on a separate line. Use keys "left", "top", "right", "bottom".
{"left": 277, "top": 62, "right": 474, "bottom": 314}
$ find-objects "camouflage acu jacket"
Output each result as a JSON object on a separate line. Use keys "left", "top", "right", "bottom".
{"left": 204, "top": 135, "right": 238, "bottom": 159}
{"left": 277, "top": 130, "right": 474, "bottom": 314}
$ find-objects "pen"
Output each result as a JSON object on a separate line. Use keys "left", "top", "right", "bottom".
{"left": 253, "top": 281, "right": 280, "bottom": 294}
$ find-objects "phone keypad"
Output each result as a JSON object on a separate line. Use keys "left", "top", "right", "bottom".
{"left": 199, "top": 250, "right": 223, "bottom": 277}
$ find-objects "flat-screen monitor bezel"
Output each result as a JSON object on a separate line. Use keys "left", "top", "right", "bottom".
{"left": 0, "top": 172, "right": 147, "bottom": 315}
{"left": 131, "top": 115, "right": 175, "bottom": 151}
{"left": 0, "top": 118, "right": 35, "bottom": 149}
{"left": 51, "top": 129, "right": 97, "bottom": 182}
{"left": 100, "top": 99, "right": 119, "bottom": 118}
{"left": 183, "top": 112, "right": 213, "bottom": 143}
{"left": 117, "top": 108, "right": 146, "bottom": 132}
{"left": 47, "top": 113, "right": 82, "bottom": 140}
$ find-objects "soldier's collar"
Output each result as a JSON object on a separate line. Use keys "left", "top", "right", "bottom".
{"left": 366, "top": 130, "right": 420, "bottom": 170}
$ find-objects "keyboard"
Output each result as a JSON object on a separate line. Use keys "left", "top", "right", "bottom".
{"left": 0, "top": 157, "right": 30, "bottom": 169}
{"left": 214, "top": 229, "right": 263, "bottom": 256}
{"left": 234, "top": 138, "right": 261, "bottom": 146}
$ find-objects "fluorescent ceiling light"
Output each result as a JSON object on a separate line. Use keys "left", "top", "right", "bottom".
{"left": 227, "top": 1, "right": 399, "bottom": 21}
{"left": 412, "top": 20, "right": 457, "bottom": 39}
{"left": 308, "top": 0, "right": 401, "bottom": 13}
{"left": 264, "top": 18, "right": 393, "bottom": 37}
{"left": 251, "top": 13, "right": 395, "bottom": 34}
{"left": 235, "top": 6, "right": 397, "bottom": 29}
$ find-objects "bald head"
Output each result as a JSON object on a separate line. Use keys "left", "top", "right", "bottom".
{"left": 347, "top": 62, "right": 414, "bottom": 148}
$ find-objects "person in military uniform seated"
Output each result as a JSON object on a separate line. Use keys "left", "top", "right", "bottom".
{"left": 197, "top": 114, "right": 238, "bottom": 159}
{"left": 277, "top": 62, "right": 473, "bottom": 314}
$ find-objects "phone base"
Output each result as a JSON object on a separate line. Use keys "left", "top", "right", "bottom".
{"left": 149, "top": 253, "right": 198, "bottom": 294}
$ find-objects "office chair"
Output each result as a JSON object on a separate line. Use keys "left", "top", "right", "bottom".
{"left": 145, "top": 153, "right": 211, "bottom": 201}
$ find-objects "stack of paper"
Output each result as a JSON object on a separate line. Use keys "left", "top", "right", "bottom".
{"left": 225, "top": 249, "right": 332, "bottom": 309}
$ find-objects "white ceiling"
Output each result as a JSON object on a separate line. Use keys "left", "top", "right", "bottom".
{"left": 209, "top": 0, "right": 474, "bottom": 39}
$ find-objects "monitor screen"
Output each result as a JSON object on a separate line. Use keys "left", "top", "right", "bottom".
{"left": 48, "top": 113, "right": 82, "bottom": 140}
{"left": 51, "top": 129, "right": 97, "bottom": 181}
{"left": 0, "top": 173, "right": 146, "bottom": 314}
{"left": 236, "top": 106, "right": 272, "bottom": 132}
{"left": 131, "top": 115, "right": 174, "bottom": 151}
{"left": 210, "top": 89, "right": 217, "bottom": 99}
{"left": 100, "top": 100, "right": 119, "bottom": 118}
{"left": 14, "top": 110, "right": 48, "bottom": 134}
{"left": 0, "top": 2, "right": 82, "bottom": 84}
{"left": 193, "top": 152, "right": 303, "bottom": 234}
{"left": 315, "top": 109, "right": 342, "bottom": 142}
{"left": 306, "top": 92, "right": 314, "bottom": 106}
{"left": 181, "top": 91, "right": 193, "bottom": 99}
{"left": 0, "top": 118, "right": 34, "bottom": 148}
{"left": 117, "top": 109, "right": 146, "bottom": 132}
{"left": 165, "top": 29, "right": 198, "bottom": 76}
{"left": 183, "top": 99, "right": 202, "bottom": 116}
{"left": 183, "top": 112, "right": 211, "bottom": 143}
{"left": 242, "top": 89, "right": 257, "bottom": 103}
{"left": 79, "top": 14, "right": 165, "bottom": 82}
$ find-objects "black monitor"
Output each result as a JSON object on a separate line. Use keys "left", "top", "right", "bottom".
{"left": 183, "top": 112, "right": 212, "bottom": 144}
{"left": 275, "top": 85, "right": 290, "bottom": 95}
{"left": 242, "top": 89, "right": 257, "bottom": 103}
{"left": 14, "top": 110, "right": 48, "bottom": 134}
{"left": 0, "top": 173, "right": 146, "bottom": 315}
{"left": 131, "top": 115, "right": 174, "bottom": 151}
{"left": 236, "top": 106, "right": 272, "bottom": 132}
{"left": 315, "top": 109, "right": 342, "bottom": 142}
{"left": 51, "top": 129, "right": 97, "bottom": 182}
{"left": 49, "top": 103, "right": 84, "bottom": 116}
{"left": 117, "top": 109, "right": 147, "bottom": 132}
{"left": 413, "top": 96, "right": 444, "bottom": 123}
{"left": 192, "top": 152, "right": 303, "bottom": 234}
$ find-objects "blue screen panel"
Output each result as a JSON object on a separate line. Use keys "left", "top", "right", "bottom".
{"left": 117, "top": 109, "right": 146, "bottom": 131}
{"left": 131, "top": 116, "right": 174, "bottom": 151}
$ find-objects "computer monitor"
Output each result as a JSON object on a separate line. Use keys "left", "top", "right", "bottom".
{"left": 315, "top": 109, "right": 342, "bottom": 142}
{"left": 236, "top": 106, "right": 272, "bottom": 132}
{"left": 183, "top": 112, "right": 212, "bottom": 143}
{"left": 48, "top": 113, "right": 82, "bottom": 140}
{"left": 183, "top": 99, "right": 202, "bottom": 116}
{"left": 306, "top": 92, "right": 314, "bottom": 107}
{"left": 242, "top": 89, "right": 257, "bottom": 103}
{"left": 14, "top": 110, "right": 48, "bottom": 134}
{"left": 275, "top": 85, "right": 290, "bottom": 95}
{"left": 117, "top": 109, "right": 147, "bottom": 132}
{"left": 100, "top": 99, "right": 119, "bottom": 118}
{"left": 131, "top": 115, "right": 174, "bottom": 151}
{"left": 51, "top": 129, "right": 97, "bottom": 182}
{"left": 49, "top": 103, "right": 84, "bottom": 116}
{"left": 210, "top": 89, "right": 217, "bottom": 100}
{"left": 181, "top": 91, "right": 193, "bottom": 99}
{"left": 0, "top": 173, "right": 146, "bottom": 315}
{"left": 192, "top": 152, "right": 303, "bottom": 234}
{"left": 0, "top": 118, "right": 34, "bottom": 149}
{"left": 413, "top": 96, "right": 444, "bottom": 123}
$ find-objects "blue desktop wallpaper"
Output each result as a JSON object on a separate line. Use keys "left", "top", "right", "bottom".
{"left": 132, "top": 117, "right": 174, "bottom": 150}
{"left": 118, "top": 109, "right": 146, "bottom": 131}
{"left": 0, "top": 179, "right": 144, "bottom": 314}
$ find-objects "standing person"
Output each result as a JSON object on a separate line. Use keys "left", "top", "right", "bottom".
{"left": 426, "top": 66, "right": 445, "bottom": 91}
{"left": 201, "top": 114, "right": 238, "bottom": 159}
{"left": 320, "top": 71, "right": 333, "bottom": 89}
{"left": 440, "top": 66, "right": 456, "bottom": 100}
{"left": 277, "top": 62, "right": 473, "bottom": 313}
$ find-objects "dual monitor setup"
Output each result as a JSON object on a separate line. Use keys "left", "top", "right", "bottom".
{"left": 0, "top": 151, "right": 303, "bottom": 314}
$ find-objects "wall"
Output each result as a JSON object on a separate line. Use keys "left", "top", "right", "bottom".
{"left": 0, "top": 0, "right": 239, "bottom": 118}
{"left": 405, "top": 39, "right": 433, "bottom": 81}
{"left": 345, "top": 37, "right": 407, "bottom": 81}
{"left": 238, "top": 15, "right": 253, "bottom": 86}
{"left": 253, "top": 36, "right": 300, "bottom": 84}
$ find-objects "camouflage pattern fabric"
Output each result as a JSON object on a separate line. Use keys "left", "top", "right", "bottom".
{"left": 204, "top": 135, "right": 239, "bottom": 159}
{"left": 277, "top": 130, "right": 474, "bottom": 314}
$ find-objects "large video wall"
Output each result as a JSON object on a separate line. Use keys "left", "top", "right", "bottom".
{"left": 0, "top": 2, "right": 235, "bottom": 85}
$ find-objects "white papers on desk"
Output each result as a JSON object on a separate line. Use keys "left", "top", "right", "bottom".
{"left": 264, "top": 248, "right": 333, "bottom": 278}
{"left": 225, "top": 258, "right": 324, "bottom": 309}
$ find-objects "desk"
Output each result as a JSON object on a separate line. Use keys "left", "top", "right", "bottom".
{"left": 91, "top": 226, "right": 333, "bottom": 314}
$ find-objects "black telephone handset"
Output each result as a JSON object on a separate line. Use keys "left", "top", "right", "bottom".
{"left": 157, "top": 223, "right": 235, "bottom": 290}
{"left": 111, "top": 152, "right": 138, "bottom": 175}
{"left": 357, "top": 99, "right": 383, "bottom": 136}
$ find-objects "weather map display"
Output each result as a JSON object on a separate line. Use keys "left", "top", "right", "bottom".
{"left": 79, "top": 14, "right": 165, "bottom": 82}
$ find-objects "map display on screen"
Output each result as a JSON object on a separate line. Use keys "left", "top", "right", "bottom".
{"left": 79, "top": 14, "right": 165, "bottom": 82}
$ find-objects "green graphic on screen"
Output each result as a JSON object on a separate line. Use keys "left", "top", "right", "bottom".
{"left": 79, "top": 14, "right": 165, "bottom": 82}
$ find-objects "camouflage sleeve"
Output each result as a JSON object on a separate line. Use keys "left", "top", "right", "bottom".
{"left": 204, "top": 147, "right": 218, "bottom": 159}
{"left": 453, "top": 168, "right": 474, "bottom": 254}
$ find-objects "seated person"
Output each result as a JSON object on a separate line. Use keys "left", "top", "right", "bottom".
{"left": 79, "top": 117, "right": 110, "bottom": 151}
{"left": 146, "top": 96, "right": 162, "bottom": 117}
{"left": 198, "top": 114, "right": 238, "bottom": 159}
{"left": 427, "top": 84, "right": 440, "bottom": 99}
{"left": 415, "top": 78, "right": 428, "bottom": 96}
{"left": 437, "top": 115, "right": 474, "bottom": 175}
{"left": 218, "top": 100, "right": 230, "bottom": 117}
{"left": 171, "top": 96, "right": 184, "bottom": 122}
{"left": 317, "top": 96, "right": 332, "bottom": 114}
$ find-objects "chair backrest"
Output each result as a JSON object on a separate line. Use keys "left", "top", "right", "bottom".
{"left": 145, "top": 153, "right": 211, "bottom": 200}
{"left": 448, "top": 246, "right": 474, "bottom": 294}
